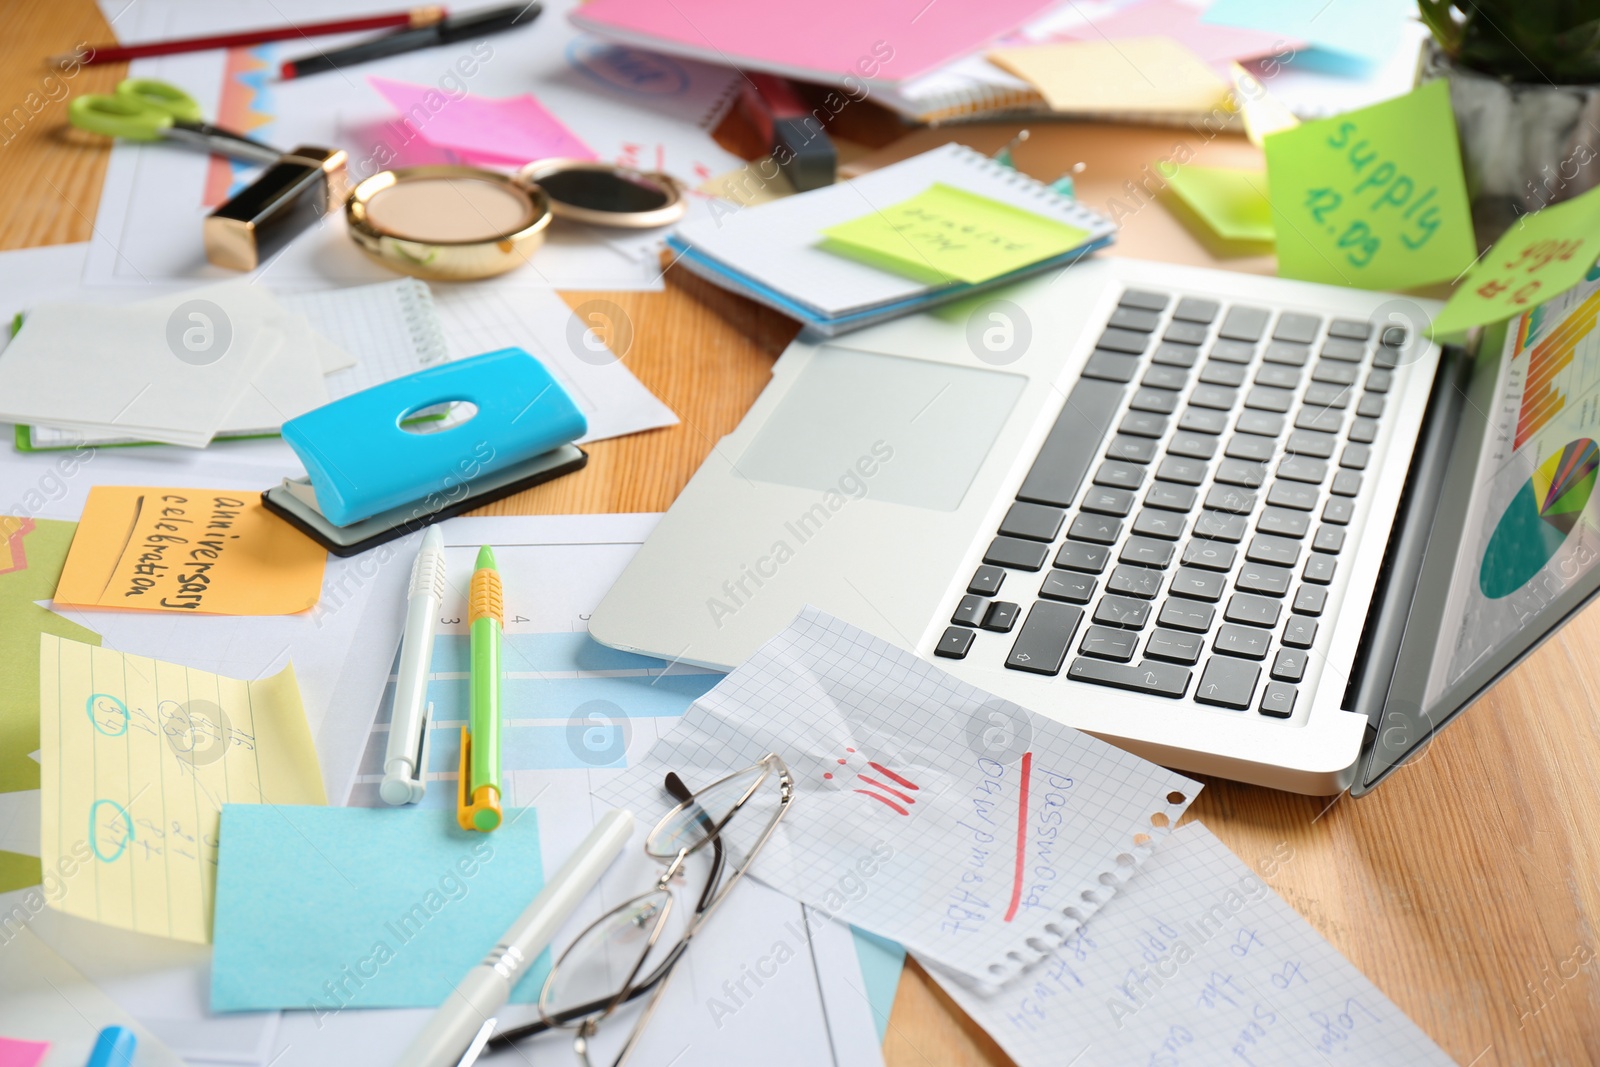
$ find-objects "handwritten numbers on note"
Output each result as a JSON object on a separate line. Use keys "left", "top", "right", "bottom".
{"left": 88, "top": 798, "right": 134, "bottom": 862}
{"left": 1270, "top": 960, "right": 1307, "bottom": 990}
{"left": 86, "top": 693, "right": 128, "bottom": 736}
{"left": 1230, "top": 928, "right": 1261, "bottom": 958}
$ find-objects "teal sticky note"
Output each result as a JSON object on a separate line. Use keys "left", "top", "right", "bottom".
{"left": 1201, "top": 0, "right": 1411, "bottom": 62}
{"left": 850, "top": 925, "right": 905, "bottom": 1043}
{"left": 211, "top": 805, "right": 547, "bottom": 1013}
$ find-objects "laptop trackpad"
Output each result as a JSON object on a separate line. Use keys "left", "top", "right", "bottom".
{"left": 735, "top": 347, "right": 1026, "bottom": 511}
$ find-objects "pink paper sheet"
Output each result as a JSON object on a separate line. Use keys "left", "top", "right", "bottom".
{"left": 0, "top": 1037, "right": 49, "bottom": 1067}
{"left": 368, "top": 77, "right": 596, "bottom": 167}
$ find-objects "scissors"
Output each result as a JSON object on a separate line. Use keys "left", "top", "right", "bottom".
{"left": 68, "top": 78, "right": 282, "bottom": 165}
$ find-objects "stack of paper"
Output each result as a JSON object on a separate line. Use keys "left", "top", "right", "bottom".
{"left": 0, "top": 280, "right": 353, "bottom": 449}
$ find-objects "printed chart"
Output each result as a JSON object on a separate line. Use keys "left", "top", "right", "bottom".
{"left": 1480, "top": 438, "right": 1599, "bottom": 599}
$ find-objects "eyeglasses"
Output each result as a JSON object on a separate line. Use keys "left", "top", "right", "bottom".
{"left": 477, "top": 753, "right": 794, "bottom": 1067}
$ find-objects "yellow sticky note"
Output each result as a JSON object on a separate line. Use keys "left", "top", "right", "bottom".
{"left": 54, "top": 487, "right": 326, "bottom": 616}
{"left": 1166, "top": 165, "right": 1274, "bottom": 243}
{"left": 39, "top": 635, "right": 326, "bottom": 943}
{"left": 820, "top": 183, "right": 1089, "bottom": 285}
{"left": 1264, "top": 80, "right": 1478, "bottom": 291}
{"left": 1228, "top": 62, "right": 1299, "bottom": 146}
{"left": 988, "top": 37, "right": 1230, "bottom": 115}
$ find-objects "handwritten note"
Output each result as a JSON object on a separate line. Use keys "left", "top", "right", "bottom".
{"left": 38, "top": 635, "right": 326, "bottom": 943}
{"left": 54, "top": 487, "right": 326, "bottom": 616}
{"left": 935, "top": 823, "right": 1455, "bottom": 1067}
{"left": 368, "top": 77, "right": 595, "bottom": 168}
{"left": 1430, "top": 185, "right": 1600, "bottom": 337}
{"left": 820, "top": 183, "right": 1090, "bottom": 286}
{"left": 1166, "top": 166, "right": 1274, "bottom": 244}
{"left": 1265, "top": 81, "right": 1476, "bottom": 291}
{"left": 988, "top": 37, "right": 1230, "bottom": 116}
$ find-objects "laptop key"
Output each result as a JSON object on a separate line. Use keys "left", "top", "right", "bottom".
{"left": 1095, "top": 595, "right": 1152, "bottom": 629}
{"left": 1040, "top": 570, "right": 1097, "bottom": 603}
{"left": 1119, "top": 289, "right": 1169, "bottom": 311}
{"left": 1156, "top": 455, "right": 1208, "bottom": 486}
{"left": 1173, "top": 297, "right": 1218, "bottom": 323}
{"left": 1341, "top": 443, "right": 1371, "bottom": 469}
{"left": 1271, "top": 648, "right": 1308, "bottom": 681}
{"left": 1068, "top": 512, "right": 1122, "bottom": 544}
{"left": 1258, "top": 508, "right": 1311, "bottom": 538}
{"left": 1107, "top": 435, "right": 1158, "bottom": 463}
{"left": 1170, "top": 566, "right": 1225, "bottom": 601}
{"left": 969, "top": 566, "right": 1005, "bottom": 595}
{"left": 1262, "top": 341, "right": 1310, "bottom": 366}
{"left": 1167, "top": 431, "right": 1217, "bottom": 460}
{"left": 1219, "top": 305, "right": 1269, "bottom": 341}
{"left": 1365, "top": 369, "right": 1394, "bottom": 393}
{"left": 1313, "top": 526, "right": 1346, "bottom": 553}
{"left": 1204, "top": 484, "right": 1256, "bottom": 514}
{"left": 1225, "top": 592, "right": 1281, "bottom": 627}
{"left": 1323, "top": 497, "right": 1354, "bottom": 525}
{"left": 1146, "top": 628, "right": 1205, "bottom": 665}
{"left": 1215, "top": 458, "right": 1267, "bottom": 488}
{"left": 1120, "top": 536, "right": 1176, "bottom": 568}
{"left": 1213, "top": 624, "right": 1271, "bottom": 660}
{"left": 1152, "top": 342, "right": 1201, "bottom": 367}
{"left": 1055, "top": 540, "right": 1110, "bottom": 573}
{"left": 1094, "top": 460, "right": 1146, "bottom": 490}
{"left": 1331, "top": 470, "right": 1362, "bottom": 496}
{"left": 1183, "top": 538, "right": 1237, "bottom": 570}
{"left": 999, "top": 501, "right": 1066, "bottom": 541}
{"left": 1147, "top": 481, "right": 1199, "bottom": 511}
{"left": 1143, "top": 364, "right": 1190, "bottom": 391}
{"left": 1109, "top": 564, "right": 1163, "bottom": 599}
{"left": 1130, "top": 387, "right": 1179, "bottom": 414}
{"left": 1349, "top": 417, "right": 1379, "bottom": 444}
{"left": 1320, "top": 337, "right": 1366, "bottom": 362}
{"left": 935, "top": 627, "right": 975, "bottom": 659}
{"left": 1083, "top": 350, "right": 1141, "bottom": 383}
{"left": 1016, "top": 378, "right": 1125, "bottom": 508}
{"left": 1109, "top": 306, "right": 1161, "bottom": 332}
{"left": 1295, "top": 407, "right": 1343, "bottom": 433}
{"left": 1080, "top": 624, "right": 1139, "bottom": 662}
{"left": 1133, "top": 509, "right": 1187, "bottom": 540}
{"left": 1277, "top": 455, "right": 1328, "bottom": 483}
{"left": 1236, "top": 410, "right": 1284, "bottom": 437}
{"left": 1312, "top": 360, "right": 1359, "bottom": 386}
{"left": 1244, "top": 386, "right": 1293, "bottom": 413}
{"left": 986, "top": 536, "right": 1050, "bottom": 570}
{"left": 1190, "top": 384, "right": 1238, "bottom": 410}
{"left": 1157, "top": 596, "right": 1215, "bottom": 632}
{"left": 1209, "top": 339, "right": 1256, "bottom": 364}
{"left": 1200, "top": 361, "right": 1247, "bottom": 387}
{"left": 1292, "top": 585, "right": 1327, "bottom": 616}
{"left": 1195, "top": 510, "right": 1248, "bottom": 542}
{"left": 1179, "top": 407, "right": 1229, "bottom": 435}
{"left": 1259, "top": 681, "right": 1298, "bottom": 719}
{"left": 1067, "top": 657, "right": 1191, "bottom": 697}
{"left": 953, "top": 594, "right": 987, "bottom": 625}
{"left": 1286, "top": 430, "right": 1336, "bottom": 458}
{"left": 1006, "top": 602, "right": 1084, "bottom": 675}
{"left": 1255, "top": 364, "right": 1301, "bottom": 389}
{"left": 1266, "top": 481, "right": 1317, "bottom": 511}
{"left": 1236, "top": 563, "right": 1292, "bottom": 596}
{"left": 1082, "top": 485, "right": 1136, "bottom": 516}
{"left": 1120, "top": 411, "right": 1169, "bottom": 438}
{"left": 1098, "top": 327, "right": 1149, "bottom": 354}
{"left": 1304, "top": 383, "right": 1351, "bottom": 408}
{"left": 1247, "top": 533, "right": 1301, "bottom": 567}
{"left": 1328, "top": 318, "right": 1372, "bottom": 340}
{"left": 1164, "top": 321, "right": 1209, "bottom": 345}
{"left": 1225, "top": 433, "right": 1276, "bottom": 462}
{"left": 1273, "top": 312, "right": 1321, "bottom": 344}
{"left": 982, "top": 601, "right": 1021, "bottom": 632}
{"left": 1196, "top": 656, "right": 1262, "bottom": 708}
{"left": 1283, "top": 615, "right": 1318, "bottom": 648}
{"left": 1303, "top": 555, "right": 1336, "bottom": 584}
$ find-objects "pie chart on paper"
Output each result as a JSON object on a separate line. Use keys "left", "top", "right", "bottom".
{"left": 1480, "top": 438, "right": 1599, "bottom": 599}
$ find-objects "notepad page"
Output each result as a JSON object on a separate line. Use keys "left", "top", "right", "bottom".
{"left": 672, "top": 143, "right": 1114, "bottom": 318}
{"left": 38, "top": 635, "right": 326, "bottom": 943}
{"left": 282, "top": 278, "right": 450, "bottom": 399}
{"left": 597, "top": 607, "right": 1198, "bottom": 986}
{"left": 935, "top": 823, "right": 1455, "bottom": 1066}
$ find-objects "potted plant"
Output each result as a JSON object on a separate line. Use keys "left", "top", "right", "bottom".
{"left": 1417, "top": 0, "right": 1600, "bottom": 245}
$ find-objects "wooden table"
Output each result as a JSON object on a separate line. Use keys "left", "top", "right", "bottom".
{"left": 5, "top": 2, "right": 1598, "bottom": 1063}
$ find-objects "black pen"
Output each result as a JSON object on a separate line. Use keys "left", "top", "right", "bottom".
{"left": 278, "top": 3, "right": 541, "bottom": 80}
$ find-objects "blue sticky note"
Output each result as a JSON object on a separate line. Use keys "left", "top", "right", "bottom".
{"left": 211, "top": 805, "right": 547, "bottom": 1013}
{"left": 1202, "top": 0, "right": 1409, "bottom": 63}
{"left": 850, "top": 926, "right": 906, "bottom": 1043}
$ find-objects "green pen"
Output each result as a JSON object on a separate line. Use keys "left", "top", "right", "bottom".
{"left": 457, "top": 545, "right": 503, "bottom": 832}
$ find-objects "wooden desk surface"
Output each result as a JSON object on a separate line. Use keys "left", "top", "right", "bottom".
{"left": 5, "top": 2, "right": 1598, "bottom": 1063}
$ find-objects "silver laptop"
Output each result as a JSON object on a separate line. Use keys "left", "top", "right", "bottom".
{"left": 591, "top": 256, "right": 1588, "bottom": 794}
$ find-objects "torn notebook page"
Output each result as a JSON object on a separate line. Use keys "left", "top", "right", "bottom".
{"left": 933, "top": 822, "right": 1455, "bottom": 1066}
{"left": 596, "top": 607, "right": 1199, "bottom": 986}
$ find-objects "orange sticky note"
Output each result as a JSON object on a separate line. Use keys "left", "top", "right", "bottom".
{"left": 55, "top": 488, "right": 326, "bottom": 616}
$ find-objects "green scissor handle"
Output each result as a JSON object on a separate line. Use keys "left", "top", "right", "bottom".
{"left": 68, "top": 78, "right": 203, "bottom": 141}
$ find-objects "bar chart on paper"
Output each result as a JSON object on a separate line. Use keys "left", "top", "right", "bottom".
{"left": 1514, "top": 285, "right": 1600, "bottom": 449}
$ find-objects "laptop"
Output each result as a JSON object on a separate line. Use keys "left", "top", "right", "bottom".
{"left": 591, "top": 256, "right": 1600, "bottom": 795}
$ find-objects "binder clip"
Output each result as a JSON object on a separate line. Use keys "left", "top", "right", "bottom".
{"left": 263, "top": 348, "right": 588, "bottom": 555}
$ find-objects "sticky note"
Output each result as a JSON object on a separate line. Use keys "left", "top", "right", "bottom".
{"left": 1430, "top": 185, "right": 1600, "bottom": 337}
{"left": 1264, "top": 81, "right": 1477, "bottom": 291}
{"left": 988, "top": 38, "right": 1230, "bottom": 115}
{"left": 1202, "top": 0, "right": 1410, "bottom": 63}
{"left": 211, "top": 805, "right": 547, "bottom": 1011}
{"left": 0, "top": 1036, "right": 49, "bottom": 1067}
{"left": 38, "top": 636, "right": 326, "bottom": 943}
{"left": 819, "top": 183, "right": 1089, "bottom": 285}
{"left": 1166, "top": 165, "right": 1274, "bottom": 243}
{"left": 1059, "top": 0, "right": 1296, "bottom": 66}
{"left": 1229, "top": 61, "right": 1299, "bottom": 146}
{"left": 369, "top": 77, "right": 595, "bottom": 167}
{"left": 54, "top": 488, "right": 326, "bottom": 616}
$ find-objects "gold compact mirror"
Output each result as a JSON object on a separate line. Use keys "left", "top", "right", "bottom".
{"left": 514, "top": 159, "right": 687, "bottom": 229}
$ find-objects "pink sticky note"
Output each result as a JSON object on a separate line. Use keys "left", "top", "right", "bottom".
{"left": 368, "top": 78, "right": 596, "bottom": 166}
{"left": 0, "top": 1037, "right": 49, "bottom": 1067}
{"left": 1058, "top": 0, "right": 1299, "bottom": 69}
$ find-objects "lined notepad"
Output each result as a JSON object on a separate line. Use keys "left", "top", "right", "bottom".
{"left": 935, "top": 823, "right": 1455, "bottom": 1066}
{"left": 38, "top": 635, "right": 326, "bottom": 943}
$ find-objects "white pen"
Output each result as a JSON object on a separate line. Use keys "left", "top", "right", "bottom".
{"left": 397, "top": 808, "right": 637, "bottom": 1067}
{"left": 380, "top": 526, "right": 446, "bottom": 805}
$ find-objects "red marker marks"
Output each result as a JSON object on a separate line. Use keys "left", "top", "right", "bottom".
{"left": 1003, "top": 750, "right": 1034, "bottom": 923}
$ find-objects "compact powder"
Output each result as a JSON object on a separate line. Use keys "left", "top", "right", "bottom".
{"left": 362, "top": 177, "right": 535, "bottom": 243}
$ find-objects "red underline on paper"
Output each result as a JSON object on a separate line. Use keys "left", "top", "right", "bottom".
{"left": 1003, "top": 750, "right": 1034, "bottom": 923}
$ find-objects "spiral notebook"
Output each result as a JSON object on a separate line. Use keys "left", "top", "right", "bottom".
{"left": 667, "top": 143, "right": 1115, "bottom": 335}
{"left": 18, "top": 279, "right": 449, "bottom": 451}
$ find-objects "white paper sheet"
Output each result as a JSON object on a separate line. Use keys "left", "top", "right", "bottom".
{"left": 933, "top": 822, "right": 1455, "bottom": 1066}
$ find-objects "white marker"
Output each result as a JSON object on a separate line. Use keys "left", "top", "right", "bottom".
{"left": 381, "top": 526, "right": 446, "bottom": 805}
{"left": 397, "top": 808, "right": 636, "bottom": 1067}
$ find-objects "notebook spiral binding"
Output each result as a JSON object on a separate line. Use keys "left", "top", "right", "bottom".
{"left": 397, "top": 278, "right": 451, "bottom": 366}
{"left": 697, "top": 76, "right": 743, "bottom": 131}
{"left": 946, "top": 144, "right": 1109, "bottom": 231}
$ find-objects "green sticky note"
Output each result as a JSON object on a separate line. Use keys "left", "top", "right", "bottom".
{"left": 1430, "top": 185, "right": 1600, "bottom": 337}
{"left": 1166, "top": 166, "right": 1274, "bottom": 243}
{"left": 820, "top": 182, "right": 1089, "bottom": 285}
{"left": 1264, "top": 80, "right": 1476, "bottom": 291}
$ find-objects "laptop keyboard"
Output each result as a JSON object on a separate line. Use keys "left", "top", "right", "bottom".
{"left": 936, "top": 288, "right": 1400, "bottom": 721}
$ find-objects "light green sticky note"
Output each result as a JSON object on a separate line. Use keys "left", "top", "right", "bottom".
{"left": 820, "top": 182, "right": 1089, "bottom": 285}
{"left": 1166, "top": 165, "right": 1274, "bottom": 243}
{"left": 1430, "top": 185, "right": 1600, "bottom": 337}
{"left": 1264, "top": 80, "right": 1477, "bottom": 291}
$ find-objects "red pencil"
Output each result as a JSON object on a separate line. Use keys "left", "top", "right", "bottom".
{"left": 56, "top": 6, "right": 447, "bottom": 67}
